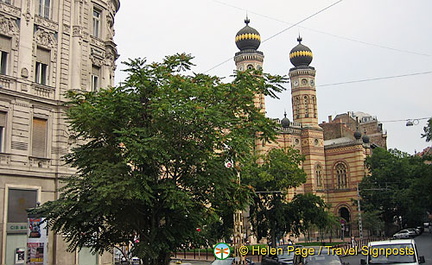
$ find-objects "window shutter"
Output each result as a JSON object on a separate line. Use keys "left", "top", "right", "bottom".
{"left": 0, "top": 112, "right": 5, "bottom": 127}
{"left": 92, "top": 65, "right": 100, "bottom": 75}
{"left": 36, "top": 47, "right": 50, "bottom": 64}
{"left": 0, "top": 35, "right": 11, "bottom": 52}
{"left": 32, "top": 118, "right": 47, "bottom": 157}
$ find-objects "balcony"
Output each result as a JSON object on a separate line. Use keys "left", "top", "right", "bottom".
{"left": 32, "top": 83, "right": 55, "bottom": 99}
{"left": 0, "top": 75, "right": 13, "bottom": 89}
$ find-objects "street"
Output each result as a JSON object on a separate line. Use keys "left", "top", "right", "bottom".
{"left": 340, "top": 231, "right": 432, "bottom": 265}
{"left": 172, "top": 230, "right": 432, "bottom": 265}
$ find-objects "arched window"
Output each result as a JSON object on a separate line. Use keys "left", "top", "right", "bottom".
{"left": 315, "top": 164, "right": 322, "bottom": 187}
{"left": 335, "top": 163, "right": 347, "bottom": 189}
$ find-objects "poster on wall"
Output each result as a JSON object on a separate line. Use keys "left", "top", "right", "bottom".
{"left": 28, "top": 218, "right": 42, "bottom": 238}
{"left": 15, "top": 248, "right": 25, "bottom": 264}
{"left": 27, "top": 217, "right": 48, "bottom": 265}
{"left": 27, "top": 243, "right": 44, "bottom": 265}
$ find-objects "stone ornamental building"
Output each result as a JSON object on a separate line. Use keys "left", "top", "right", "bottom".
{"left": 0, "top": 0, "right": 119, "bottom": 264}
{"left": 234, "top": 18, "right": 387, "bottom": 241}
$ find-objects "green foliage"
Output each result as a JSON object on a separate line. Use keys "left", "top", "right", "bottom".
{"left": 289, "top": 193, "right": 335, "bottom": 235}
{"left": 243, "top": 148, "right": 332, "bottom": 246}
{"left": 31, "top": 54, "right": 287, "bottom": 265}
{"left": 242, "top": 148, "right": 307, "bottom": 191}
{"left": 421, "top": 118, "right": 432, "bottom": 142}
{"left": 360, "top": 147, "right": 432, "bottom": 235}
{"left": 358, "top": 210, "right": 384, "bottom": 236}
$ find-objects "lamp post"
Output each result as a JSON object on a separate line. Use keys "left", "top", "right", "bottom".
{"left": 357, "top": 184, "right": 363, "bottom": 240}
{"left": 233, "top": 169, "right": 245, "bottom": 264}
{"left": 225, "top": 158, "right": 246, "bottom": 264}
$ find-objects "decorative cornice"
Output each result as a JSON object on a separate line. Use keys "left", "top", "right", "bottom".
{"left": 289, "top": 68, "right": 316, "bottom": 77}
{"left": 0, "top": 3, "right": 21, "bottom": 18}
{"left": 324, "top": 144, "right": 364, "bottom": 153}
{"left": 234, "top": 52, "right": 264, "bottom": 63}
{"left": 34, "top": 16, "right": 59, "bottom": 32}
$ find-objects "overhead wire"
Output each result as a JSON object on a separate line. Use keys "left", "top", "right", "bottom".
{"left": 209, "top": 0, "right": 432, "bottom": 87}
{"left": 318, "top": 71, "right": 432, "bottom": 87}
{"left": 213, "top": 0, "right": 432, "bottom": 57}
{"left": 205, "top": 0, "right": 344, "bottom": 73}
{"left": 380, "top": 117, "right": 430, "bottom": 123}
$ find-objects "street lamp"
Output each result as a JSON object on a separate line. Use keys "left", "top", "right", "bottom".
{"left": 405, "top": 119, "right": 419, "bottom": 126}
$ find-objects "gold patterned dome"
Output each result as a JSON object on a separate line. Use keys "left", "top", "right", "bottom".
{"left": 235, "top": 17, "right": 261, "bottom": 51}
{"left": 289, "top": 36, "right": 313, "bottom": 67}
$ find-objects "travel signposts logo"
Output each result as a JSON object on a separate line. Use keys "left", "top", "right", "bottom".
{"left": 213, "top": 243, "right": 231, "bottom": 260}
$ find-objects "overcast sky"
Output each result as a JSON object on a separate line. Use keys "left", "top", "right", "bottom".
{"left": 113, "top": 0, "right": 432, "bottom": 154}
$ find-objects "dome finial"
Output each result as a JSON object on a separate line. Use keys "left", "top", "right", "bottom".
{"left": 244, "top": 15, "right": 250, "bottom": 25}
{"left": 297, "top": 34, "right": 302, "bottom": 43}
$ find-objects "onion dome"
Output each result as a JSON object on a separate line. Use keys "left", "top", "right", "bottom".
{"left": 362, "top": 134, "right": 370, "bottom": 144}
{"left": 354, "top": 130, "right": 362, "bottom": 140}
{"left": 281, "top": 112, "right": 291, "bottom": 128}
{"left": 235, "top": 17, "right": 261, "bottom": 51}
{"left": 289, "top": 36, "right": 313, "bottom": 67}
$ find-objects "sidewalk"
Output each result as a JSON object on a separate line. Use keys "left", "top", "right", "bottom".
{"left": 170, "top": 260, "right": 212, "bottom": 265}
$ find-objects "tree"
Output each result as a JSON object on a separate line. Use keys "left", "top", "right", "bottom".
{"left": 242, "top": 148, "right": 306, "bottom": 246}
{"left": 288, "top": 193, "right": 335, "bottom": 239}
{"left": 31, "top": 54, "right": 287, "bottom": 265}
{"left": 360, "top": 147, "right": 432, "bottom": 235}
{"left": 421, "top": 118, "right": 432, "bottom": 142}
{"left": 357, "top": 210, "right": 384, "bottom": 237}
{"left": 242, "top": 148, "right": 333, "bottom": 245}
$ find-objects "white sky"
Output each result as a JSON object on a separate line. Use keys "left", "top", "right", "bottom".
{"left": 113, "top": 0, "right": 432, "bottom": 154}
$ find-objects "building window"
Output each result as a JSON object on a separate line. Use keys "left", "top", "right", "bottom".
{"left": 304, "top": 96, "right": 309, "bottom": 118}
{"left": 0, "top": 50, "right": 7, "bottom": 75}
{"left": 93, "top": 8, "right": 101, "bottom": 38}
{"left": 35, "top": 62, "right": 48, "bottom": 85}
{"left": 315, "top": 164, "right": 322, "bottom": 187}
{"left": 1, "top": 0, "right": 11, "bottom": 4}
{"left": 38, "top": 0, "right": 51, "bottom": 19}
{"left": 7, "top": 189, "right": 38, "bottom": 223}
{"left": 0, "top": 35, "right": 11, "bottom": 75}
{"left": 91, "top": 65, "right": 100, "bottom": 91}
{"left": 294, "top": 97, "right": 300, "bottom": 119}
{"left": 0, "top": 112, "right": 5, "bottom": 152}
{"left": 335, "top": 163, "right": 347, "bottom": 189}
{"left": 312, "top": 96, "right": 317, "bottom": 118}
{"left": 35, "top": 47, "right": 50, "bottom": 85}
{"left": 32, "top": 118, "right": 47, "bottom": 157}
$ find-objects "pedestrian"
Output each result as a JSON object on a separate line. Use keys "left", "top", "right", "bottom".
{"left": 351, "top": 236, "right": 357, "bottom": 247}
